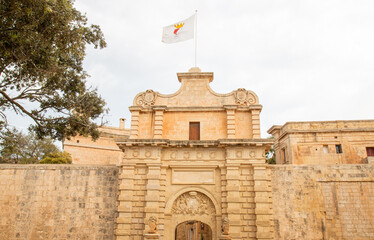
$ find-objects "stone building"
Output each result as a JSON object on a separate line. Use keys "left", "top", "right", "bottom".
{"left": 268, "top": 120, "right": 374, "bottom": 165}
{"left": 63, "top": 123, "right": 130, "bottom": 165}
{"left": 0, "top": 68, "right": 374, "bottom": 240}
{"left": 2, "top": 68, "right": 374, "bottom": 240}
{"left": 114, "top": 67, "right": 274, "bottom": 240}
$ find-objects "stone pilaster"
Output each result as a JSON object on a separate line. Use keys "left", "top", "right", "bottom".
{"left": 116, "top": 163, "right": 136, "bottom": 240}
{"left": 153, "top": 106, "right": 166, "bottom": 139}
{"left": 144, "top": 163, "right": 162, "bottom": 237}
{"left": 251, "top": 110, "right": 261, "bottom": 138}
{"left": 225, "top": 163, "right": 241, "bottom": 239}
{"left": 253, "top": 165, "right": 274, "bottom": 240}
{"left": 158, "top": 166, "right": 167, "bottom": 237}
{"left": 129, "top": 107, "right": 141, "bottom": 138}
{"left": 225, "top": 106, "right": 237, "bottom": 139}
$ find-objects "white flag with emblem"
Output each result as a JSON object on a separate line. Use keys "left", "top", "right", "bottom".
{"left": 162, "top": 14, "right": 195, "bottom": 44}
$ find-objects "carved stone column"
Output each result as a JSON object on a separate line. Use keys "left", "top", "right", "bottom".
{"left": 225, "top": 105, "right": 237, "bottom": 139}
{"left": 152, "top": 106, "right": 166, "bottom": 139}
{"left": 116, "top": 163, "right": 136, "bottom": 240}
{"left": 253, "top": 164, "right": 274, "bottom": 240}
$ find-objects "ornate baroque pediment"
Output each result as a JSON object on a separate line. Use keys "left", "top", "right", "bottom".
{"left": 131, "top": 70, "right": 260, "bottom": 108}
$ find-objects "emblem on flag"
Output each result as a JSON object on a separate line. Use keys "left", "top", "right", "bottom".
{"left": 174, "top": 23, "right": 185, "bottom": 35}
{"left": 162, "top": 14, "right": 195, "bottom": 44}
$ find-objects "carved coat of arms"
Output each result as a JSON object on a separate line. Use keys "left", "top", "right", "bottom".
{"left": 135, "top": 90, "right": 157, "bottom": 107}
{"left": 171, "top": 191, "right": 215, "bottom": 216}
{"left": 234, "top": 88, "right": 256, "bottom": 106}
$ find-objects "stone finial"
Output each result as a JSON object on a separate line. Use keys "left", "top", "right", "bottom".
{"left": 148, "top": 216, "right": 158, "bottom": 234}
{"left": 188, "top": 67, "right": 201, "bottom": 73}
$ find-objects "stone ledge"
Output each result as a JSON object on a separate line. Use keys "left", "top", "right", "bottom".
{"left": 116, "top": 139, "right": 274, "bottom": 149}
{"left": 0, "top": 164, "right": 119, "bottom": 170}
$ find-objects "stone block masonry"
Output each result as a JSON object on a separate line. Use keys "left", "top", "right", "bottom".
{"left": 271, "top": 164, "right": 374, "bottom": 240}
{"left": 0, "top": 165, "right": 119, "bottom": 240}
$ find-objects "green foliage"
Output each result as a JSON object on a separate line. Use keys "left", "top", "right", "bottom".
{"left": 0, "top": 127, "right": 59, "bottom": 163}
{"left": 266, "top": 147, "right": 276, "bottom": 164}
{"left": 0, "top": 0, "right": 107, "bottom": 140}
{"left": 40, "top": 151, "right": 72, "bottom": 164}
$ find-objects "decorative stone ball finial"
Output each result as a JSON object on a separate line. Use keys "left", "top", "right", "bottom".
{"left": 188, "top": 67, "right": 201, "bottom": 73}
{"left": 148, "top": 216, "right": 158, "bottom": 234}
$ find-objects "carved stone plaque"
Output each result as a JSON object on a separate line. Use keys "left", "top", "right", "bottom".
{"left": 172, "top": 169, "right": 215, "bottom": 184}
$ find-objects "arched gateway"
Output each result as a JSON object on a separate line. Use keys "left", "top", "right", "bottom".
{"left": 175, "top": 221, "right": 212, "bottom": 240}
{"left": 164, "top": 189, "right": 220, "bottom": 239}
{"left": 115, "top": 68, "right": 274, "bottom": 239}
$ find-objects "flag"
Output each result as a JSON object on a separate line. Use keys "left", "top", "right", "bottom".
{"left": 162, "top": 14, "right": 195, "bottom": 44}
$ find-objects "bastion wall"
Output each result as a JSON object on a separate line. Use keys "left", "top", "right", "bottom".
{"left": 0, "top": 165, "right": 119, "bottom": 240}
{"left": 0, "top": 164, "right": 373, "bottom": 239}
{"left": 271, "top": 164, "right": 374, "bottom": 240}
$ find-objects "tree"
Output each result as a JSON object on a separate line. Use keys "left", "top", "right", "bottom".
{"left": 40, "top": 151, "right": 72, "bottom": 164}
{"left": 0, "top": 0, "right": 107, "bottom": 141}
{"left": 266, "top": 147, "right": 276, "bottom": 164}
{"left": 266, "top": 136, "right": 276, "bottom": 164}
{"left": 0, "top": 127, "right": 59, "bottom": 163}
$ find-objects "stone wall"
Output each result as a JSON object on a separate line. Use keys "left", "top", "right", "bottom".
{"left": 1, "top": 163, "right": 373, "bottom": 240}
{"left": 0, "top": 165, "right": 119, "bottom": 240}
{"left": 271, "top": 164, "right": 374, "bottom": 240}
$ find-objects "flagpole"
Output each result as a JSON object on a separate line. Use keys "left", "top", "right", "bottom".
{"left": 194, "top": 10, "right": 198, "bottom": 67}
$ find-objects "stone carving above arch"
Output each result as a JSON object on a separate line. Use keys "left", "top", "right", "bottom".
{"left": 234, "top": 88, "right": 258, "bottom": 105}
{"left": 171, "top": 191, "right": 216, "bottom": 216}
{"left": 134, "top": 89, "right": 157, "bottom": 107}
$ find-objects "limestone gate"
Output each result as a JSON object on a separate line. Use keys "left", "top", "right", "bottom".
{"left": 1, "top": 69, "right": 374, "bottom": 239}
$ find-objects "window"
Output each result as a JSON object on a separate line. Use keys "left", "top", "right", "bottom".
{"left": 335, "top": 144, "right": 343, "bottom": 154}
{"left": 323, "top": 145, "right": 328, "bottom": 154}
{"left": 367, "top": 147, "right": 374, "bottom": 157}
{"left": 189, "top": 122, "right": 200, "bottom": 140}
{"left": 281, "top": 148, "right": 287, "bottom": 163}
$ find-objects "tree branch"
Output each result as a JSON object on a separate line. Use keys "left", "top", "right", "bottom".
{"left": 0, "top": 89, "right": 43, "bottom": 128}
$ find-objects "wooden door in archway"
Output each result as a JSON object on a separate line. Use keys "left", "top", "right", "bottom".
{"left": 175, "top": 221, "right": 212, "bottom": 240}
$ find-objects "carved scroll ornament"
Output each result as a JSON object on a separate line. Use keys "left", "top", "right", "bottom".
{"left": 234, "top": 88, "right": 256, "bottom": 105}
{"left": 135, "top": 90, "right": 157, "bottom": 107}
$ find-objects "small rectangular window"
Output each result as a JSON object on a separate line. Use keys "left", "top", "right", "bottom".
{"left": 189, "top": 122, "right": 200, "bottom": 140}
{"left": 336, "top": 144, "right": 343, "bottom": 154}
{"left": 281, "top": 148, "right": 287, "bottom": 163}
{"left": 367, "top": 147, "right": 374, "bottom": 157}
{"left": 323, "top": 145, "right": 328, "bottom": 154}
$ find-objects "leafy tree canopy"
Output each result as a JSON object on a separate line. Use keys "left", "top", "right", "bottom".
{"left": 0, "top": 127, "right": 60, "bottom": 163}
{"left": 0, "top": 0, "right": 107, "bottom": 140}
{"left": 40, "top": 151, "right": 72, "bottom": 164}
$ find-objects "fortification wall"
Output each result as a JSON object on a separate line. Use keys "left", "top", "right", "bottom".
{"left": 0, "top": 165, "right": 119, "bottom": 240}
{"left": 1, "top": 164, "right": 373, "bottom": 240}
{"left": 271, "top": 164, "right": 374, "bottom": 240}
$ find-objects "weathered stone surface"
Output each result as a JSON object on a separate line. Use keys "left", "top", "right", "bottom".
{"left": 0, "top": 164, "right": 119, "bottom": 240}
{"left": 271, "top": 164, "right": 374, "bottom": 240}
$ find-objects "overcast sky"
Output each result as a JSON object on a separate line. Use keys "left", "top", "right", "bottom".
{"left": 72, "top": 0, "right": 374, "bottom": 138}
{"left": 16, "top": 0, "right": 374, "bottom": 138}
